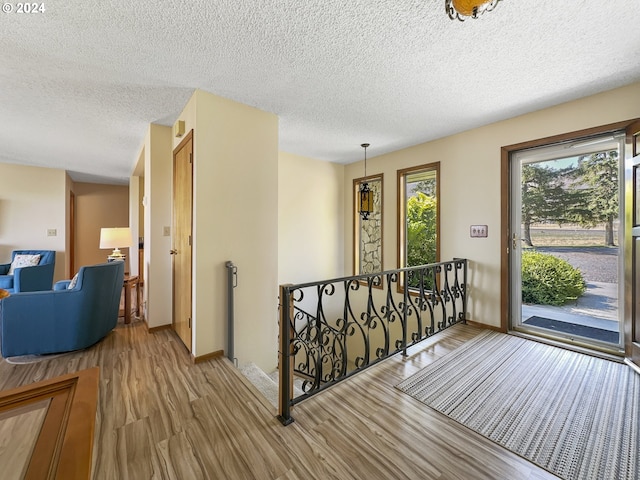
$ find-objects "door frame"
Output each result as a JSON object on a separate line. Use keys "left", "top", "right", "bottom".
{"left": 501, "top": 119, "right": 640, "bottom": 341}
{"left": 625, "top": 119, "right": 640, "bottom": 370}
{"left": 172, "top": 129, "right": 194, "bottom": 352}
{"left": 508, "top": 135, "right": 624, "bottom": 353}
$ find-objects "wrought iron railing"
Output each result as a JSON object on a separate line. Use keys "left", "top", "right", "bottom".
{"left": 277, "top": 258, "right": 467, "bottom": 425}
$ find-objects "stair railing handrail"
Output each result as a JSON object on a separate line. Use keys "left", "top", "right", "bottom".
{"left": 225, "top": 261, "right": 238, "bottom": 365}
{"left": 277, "top": 258, "right": 467, "bottom": 426}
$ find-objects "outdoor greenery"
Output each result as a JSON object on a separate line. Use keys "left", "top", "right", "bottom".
{"left": 521, "top": 164, "right": 573, "bottom": 246}
{"left": 521, "top": 150, "right": 619, "bottom": 247}
{"left": 569, "top": 151, "right": 619, "bottom": 246}
{"left": 406, "top": 191, "right": 437, "bottom": 288}
{"left": 521, "top": 250, "right": 586, "bottom": 306}
{"left": 407, "top": 192, "right": 437, "bottom": 268}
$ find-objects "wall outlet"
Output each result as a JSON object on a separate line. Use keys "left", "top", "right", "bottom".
{"left": 47, "top": 228, "right": 57, "bottom": 237}
{"left": 470, "top": 225, "right": 488, "bottom": 238}
{"left": 163, "top": 226, "right": 171, "bottom": 236}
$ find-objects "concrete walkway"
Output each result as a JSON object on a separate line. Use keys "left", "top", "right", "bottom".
{"left": 522, "top": 281, "right": 619, "bottom": 333}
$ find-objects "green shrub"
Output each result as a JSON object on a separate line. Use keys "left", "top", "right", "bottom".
{"left": 521, "top": 250, "right": 586, "bottom": 306}
{"left": 407, "top": 192, "right": 437, "bottom": 289}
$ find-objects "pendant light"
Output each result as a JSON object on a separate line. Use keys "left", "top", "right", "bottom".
{"left": 358, "top": 143, "right": 373, "bottom": 221}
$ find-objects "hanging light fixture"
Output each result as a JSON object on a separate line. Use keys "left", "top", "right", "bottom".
{"left": 358, "top": 143, "right": 373, "bottom": 221}
{"left": 446, "top": 0, "right": 502, "bottom": 21}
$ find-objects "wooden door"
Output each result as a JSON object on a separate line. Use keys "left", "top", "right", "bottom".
{"left": 627, "top": 120, "right": 640, "bottom": 369}
{"left": 172, "top": 130, "right": 193, "bottom": 352}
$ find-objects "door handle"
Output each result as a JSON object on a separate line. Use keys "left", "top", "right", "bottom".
{"left": 512, "top": 233, "right": 517, "bottom": 249}
{"left": 170, "top": 249, "right": 177, "bottom": 255}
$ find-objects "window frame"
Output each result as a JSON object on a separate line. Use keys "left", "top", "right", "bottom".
{"left": 397, "top": 162, "right": 441, "bottom": 292}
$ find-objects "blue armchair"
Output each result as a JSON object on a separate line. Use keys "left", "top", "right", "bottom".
{"left": 0, "top": 250, "right": 56, "bottom": 293}
{"left": 0, "top": 261, "right": 124, "bottom": 357}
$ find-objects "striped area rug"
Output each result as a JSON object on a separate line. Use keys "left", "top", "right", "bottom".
{"left": 396, "top": 331, "right": 640, "bottom": 480}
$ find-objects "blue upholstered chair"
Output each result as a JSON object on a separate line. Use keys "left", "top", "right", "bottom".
{"left": 0, "top": 250, "right": 56, "bottom": 293}
{"left": 0, "top": 261, "right": 124, "bottom": 358}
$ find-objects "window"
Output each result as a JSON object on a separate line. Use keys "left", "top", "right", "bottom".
{"left": 398, "top": 163, "right": 440, "bottom": 287}
{"left": 354, "top": 175, "right": 383, "bottom": 275}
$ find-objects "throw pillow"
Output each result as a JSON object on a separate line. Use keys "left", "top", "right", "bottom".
{"left": 8, "top": 254, "right": 41, "bottom": 274}
{"left": 68, "top": 273, "right": 79, "bottom": 290}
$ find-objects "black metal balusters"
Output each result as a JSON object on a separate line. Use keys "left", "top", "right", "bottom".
{"left": 278, "top": 259, "right": 467, "bottom": 425}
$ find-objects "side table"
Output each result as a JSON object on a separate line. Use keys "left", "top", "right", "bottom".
{"left": 122, "top": 275, "right": 141, "bottom": 324}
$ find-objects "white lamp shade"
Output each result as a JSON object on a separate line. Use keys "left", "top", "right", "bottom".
{"left": 99, "top": 227, "right": 133, "bottom": 250}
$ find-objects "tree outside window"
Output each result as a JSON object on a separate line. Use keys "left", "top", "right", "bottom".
{"left": 398, "top": 163, "right": 440, "bottom": 289}
{"left": 520, "top": 150, "right": 619, "bottom": 247}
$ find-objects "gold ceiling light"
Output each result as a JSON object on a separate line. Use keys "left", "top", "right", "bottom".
{"left": 446, "top": 0, "right": 502, "bottom": 21}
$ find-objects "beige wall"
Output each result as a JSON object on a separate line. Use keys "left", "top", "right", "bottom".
{"left": 65, "top": 173, "right": 74, "bottom": 278}
{"left": 128, "top": 176, "right": 142, "bottom": 277}
{"left": 73, "top": 182, "right": 130, "bottom": 272}
{"left": 344, "top": 81, "right": 640, "bottom": 328}
{"left": 173, "top": 89, "right": 279, "bottom": 371}
{"left": 0, "top": 163, "right": 67, "bottom": 282}
{"left": 278, "top": 152, "right": 345, "bottom": 284}
{"left": 143, "top": 124, "right": 173, "bottom": 328}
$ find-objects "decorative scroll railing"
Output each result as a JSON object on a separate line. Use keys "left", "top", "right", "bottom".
{"left": 277, "top": 258, "right": 467, "bottom": 425}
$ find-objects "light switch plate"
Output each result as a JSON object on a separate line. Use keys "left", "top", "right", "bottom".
{"left": 47, "top": 228, "right": 57, "bottom": 236}
{"left": 163, "top": 226, "right": 171, "bottom": 236}
{"left": 470, "top": 225, "right": 488, "bottom": 238}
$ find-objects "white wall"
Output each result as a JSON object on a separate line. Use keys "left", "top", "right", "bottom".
{"left": 143, "top": 124, "right": 173, "bottom": 328}
{"left": 129, "top": 176, "right": 141, "bottom": 277}
{"left": 344, "top": 81, "right": 640, "bottom": 328}
{"left": 0, "top": 163, "right": 67, "bottom": 281}
{"left": 278, "top": 152, "right": 345, "bottom": 285}
{"left": 173, "top": 90, "right": 279, "bottom": 371}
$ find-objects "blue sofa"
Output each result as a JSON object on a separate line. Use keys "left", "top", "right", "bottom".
{"left": 0, "top": 250, "right": 56, "bottom": 293}
{"left": 0, "top": 261, "right": 124, "bottom": 357}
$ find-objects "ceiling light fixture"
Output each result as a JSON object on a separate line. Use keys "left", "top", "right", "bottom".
{"left": 358, "top": 143, "right": 373, "bottom": 221}
{"left": 446, "top": 0, "right": 502, "bottom": 21}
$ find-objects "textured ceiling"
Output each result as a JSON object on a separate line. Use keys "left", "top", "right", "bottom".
{"left": 1, "top": 1, "right": 639, "bottom": 184}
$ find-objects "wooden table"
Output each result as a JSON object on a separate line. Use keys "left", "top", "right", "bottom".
{"left": 0, "top": 368, "right": 99, "bottom": 479}
{"left": 122, "top": 275, "right": 141, "bottom": 324}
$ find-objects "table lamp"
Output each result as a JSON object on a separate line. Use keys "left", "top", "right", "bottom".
{"left": 99, "top": 227, "right": 133, "bottom": 262}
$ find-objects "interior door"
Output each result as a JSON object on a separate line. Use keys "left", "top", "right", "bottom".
{"left": 626, "top": 120, "right": 640, "bottom": 369}
{"left": 172, "top": 130, "right": 193, "bottom": 352}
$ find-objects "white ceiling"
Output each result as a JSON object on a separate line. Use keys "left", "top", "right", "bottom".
{"left": 1, "top": 1, "right": 639, "bottom": 184}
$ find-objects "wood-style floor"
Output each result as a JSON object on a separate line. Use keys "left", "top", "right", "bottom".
{"left": 0, "top": 319, "right": 558, "bottom": 479}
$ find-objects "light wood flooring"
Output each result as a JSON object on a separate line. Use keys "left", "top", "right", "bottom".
{"left": 0, "top": 320, "right": 558, "bottom": 479}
